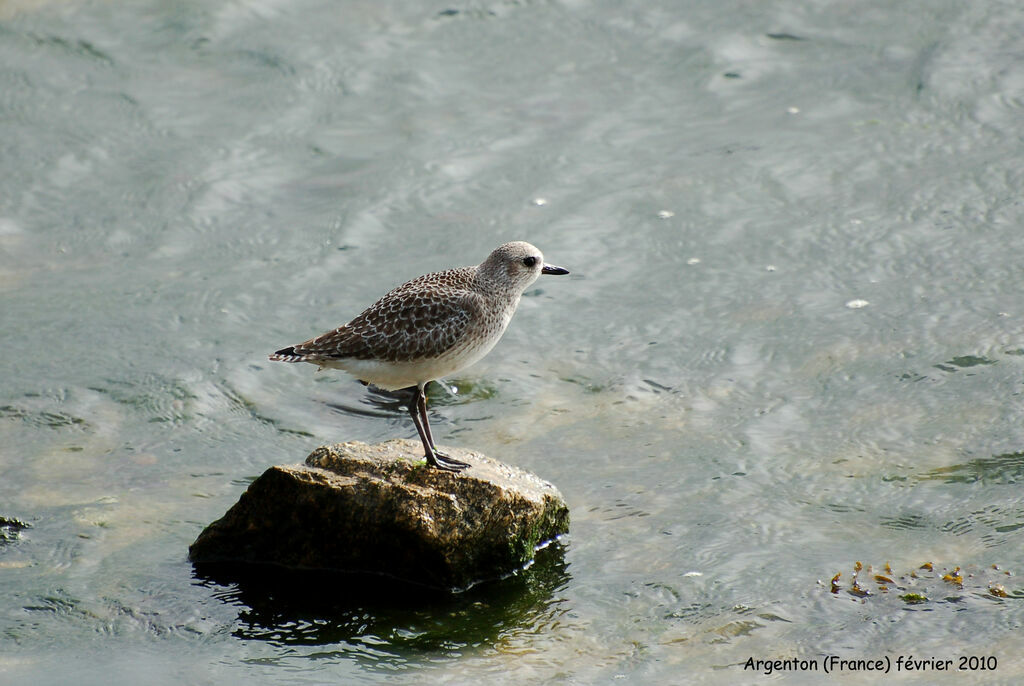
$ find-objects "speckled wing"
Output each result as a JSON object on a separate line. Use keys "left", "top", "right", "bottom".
{"left": 273, "top": 268, "right": 483, "bottom": 363}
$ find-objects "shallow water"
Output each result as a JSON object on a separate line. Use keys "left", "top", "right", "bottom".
{"left": 3, "top": 0, "right": 1024, "bottom": 684}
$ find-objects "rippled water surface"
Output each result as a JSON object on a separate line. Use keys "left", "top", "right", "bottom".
{"left": 3, "top": 0, "right": 1024, "bottom": 684}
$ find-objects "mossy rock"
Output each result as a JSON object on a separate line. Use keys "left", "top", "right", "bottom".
{"left": 189, "top": 439, "right": 569, "bottom": 591}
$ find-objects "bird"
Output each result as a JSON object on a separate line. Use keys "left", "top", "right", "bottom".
{"left": 269, "top": 241, "right": 569, "bottom": 472}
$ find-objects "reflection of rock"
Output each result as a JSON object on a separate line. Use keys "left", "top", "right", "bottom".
{"left": 189, "top": 439, "right": 569, "bottom": 591}
{"left": 196, "top": 541, "right": 571, "bottom": 650}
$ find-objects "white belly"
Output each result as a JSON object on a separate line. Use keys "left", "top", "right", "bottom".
{"left": 319, "top": 331, "right": 504, "bottom": 390}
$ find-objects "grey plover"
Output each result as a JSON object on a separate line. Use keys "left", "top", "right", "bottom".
{"left": 270, "top": 241, "right": 569, "bottom": 472}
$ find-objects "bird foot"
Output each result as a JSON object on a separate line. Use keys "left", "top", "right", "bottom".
{"left": 426, "top": 449, "right": 471, "bottom": 472}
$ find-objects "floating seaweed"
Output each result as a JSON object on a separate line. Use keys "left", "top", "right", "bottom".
{"left": 0, "top": 516, "right": 31, "bottom": 544}
{"left": 825, "top": 561, "right": 1018, "bottom": 605}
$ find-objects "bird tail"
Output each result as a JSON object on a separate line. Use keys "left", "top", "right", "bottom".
{"left": 269, "top": 346, "right": 307, "bottom": 363}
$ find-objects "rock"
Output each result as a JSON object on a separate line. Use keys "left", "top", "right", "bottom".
{"left": 188, "top": 439, "right": 570, "bottom": 591}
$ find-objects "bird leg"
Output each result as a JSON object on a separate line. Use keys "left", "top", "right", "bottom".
{"left": 408, "top": 384, "right": 470, "bottom": 471}
{"left": 417, "top": 385, "right": 472, "bottom": 469}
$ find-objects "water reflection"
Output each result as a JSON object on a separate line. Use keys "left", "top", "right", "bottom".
{"left": 920, "top": 451, "right": 1024, "bottom": 485}
{"left": 193, "top": 541, "right": 570, "bottom": 657}
{"left": 321, "top": 378, "right": 501, "bottom": 419}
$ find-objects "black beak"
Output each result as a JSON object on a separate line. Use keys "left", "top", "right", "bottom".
{"left": 542, "top": 263, "right": 570, "bottom": 275}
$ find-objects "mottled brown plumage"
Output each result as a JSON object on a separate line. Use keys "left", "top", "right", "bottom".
{"left": 278, "top": 267, "right": 484, "bottom": 364}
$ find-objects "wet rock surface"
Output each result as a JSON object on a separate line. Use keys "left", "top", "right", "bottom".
{"left": 188, "top": 439, "right": 570, "bottom": 591}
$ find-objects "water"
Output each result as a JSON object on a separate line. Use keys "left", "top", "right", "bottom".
{"left": 2, "top": 0, "right": 1023, "bottom": 683}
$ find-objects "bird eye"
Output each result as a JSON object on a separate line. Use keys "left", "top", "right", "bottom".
{"left": 523, "top": 256, "right": 537, "bottom": 267}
